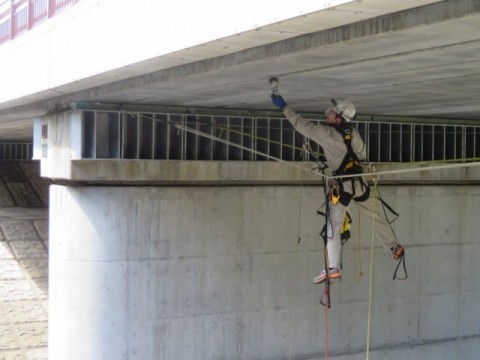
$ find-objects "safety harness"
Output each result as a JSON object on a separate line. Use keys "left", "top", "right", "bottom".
{"left": 312, "top": 124, "right": 407, "bottom": 306}
{"left": 330, "top": 124, "right": 370, "bottom": 206}
{"left": 333, "top": 124, "right": 364, "bottom": 177}
{"left": 333, "top": 124, "right": 407, "bottom": 278}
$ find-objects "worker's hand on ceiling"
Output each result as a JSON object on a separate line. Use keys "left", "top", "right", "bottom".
{"left": 271, "top": 94, "right": 287, "bottom": 110}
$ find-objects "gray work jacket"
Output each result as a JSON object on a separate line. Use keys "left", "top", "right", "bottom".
{"left": 283, "top": 105, "right": 366, "bottom": 173}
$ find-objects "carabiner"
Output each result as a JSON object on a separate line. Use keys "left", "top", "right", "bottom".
{"left": 330, "top": 184, "right": 340, "bottom": 205}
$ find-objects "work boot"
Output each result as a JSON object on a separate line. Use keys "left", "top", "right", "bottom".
{"left": 313, "top": 268, "right": 341, "bottom": 285}
{"left": 391, "top": 244, "right": 405, "bottom": 260}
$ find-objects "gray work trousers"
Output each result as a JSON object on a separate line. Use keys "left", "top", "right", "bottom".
{"left": 326, "top": 179, "right": 397, "bottom": 270}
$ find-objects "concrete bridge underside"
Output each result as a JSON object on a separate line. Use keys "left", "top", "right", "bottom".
{"left": 2, "top": 0, "right": 480, "bottom": 141}
{"left": 1, "top": 1, "right": 480, "bottom": 359}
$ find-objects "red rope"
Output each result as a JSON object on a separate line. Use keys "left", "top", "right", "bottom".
{"left": 324, "top": 287, "right": 329, "bottom": 360}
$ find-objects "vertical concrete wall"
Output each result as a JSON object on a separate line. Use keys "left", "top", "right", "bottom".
{"left": 0, "top": 161, "right": 49, "bottom": 360}
{"left": 48, "top": 184, "right": 480, "bottom": 360}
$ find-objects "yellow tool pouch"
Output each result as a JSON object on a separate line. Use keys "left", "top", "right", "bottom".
{"left": 340, "top": 211, "right": 352, "bottom": 244}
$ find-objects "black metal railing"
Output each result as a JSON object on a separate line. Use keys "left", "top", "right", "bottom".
{"left": 78, "top": 110, "right": 480, "bottom": 163}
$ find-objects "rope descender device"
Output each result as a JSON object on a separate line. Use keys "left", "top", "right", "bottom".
{"left": 328, "top": 179, "right": 340, "bottom": 205}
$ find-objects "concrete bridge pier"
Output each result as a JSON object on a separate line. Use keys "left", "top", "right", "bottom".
{"left": 38, "top": 110, "right": 480, "bottom": 360}
{"left": 47, "top": 183, "right": 327, "bottom": 360}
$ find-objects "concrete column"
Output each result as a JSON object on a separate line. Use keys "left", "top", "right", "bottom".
{"left": 48, "top": 184, "right": 324, "bottom": 360}
{"left": 49, "top": 185, "right": 131, "bottom": 359}
{"left": 48, "top": 183, "right": 480, "bottom": 360}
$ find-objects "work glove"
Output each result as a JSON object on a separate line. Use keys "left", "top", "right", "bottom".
{"left": 271, "top": 94, "right": 287, "bottom": 110}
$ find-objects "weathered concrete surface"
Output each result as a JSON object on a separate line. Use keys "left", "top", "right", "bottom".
{"left": 0, "top": 161, "right": 49, "bottom": 360}
{"left": 67, "top": 159, "right": 480, "bottom": 185}
{"left": 4, "top": 160, "right": 478, "bottom": 359}
{"left": 4, "top": 0, "right": 480, "bottom": 142}
{"left": 49, "top": 184, "right": 480, "bottom": 359}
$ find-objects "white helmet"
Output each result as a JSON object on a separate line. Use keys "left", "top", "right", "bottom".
{"left": 325, "top": 98, "right": 356, "bottom": 122}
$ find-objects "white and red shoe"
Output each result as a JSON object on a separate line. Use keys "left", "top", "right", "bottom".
{"left": 313, "top": 268, "right": 342, "bottom": 285}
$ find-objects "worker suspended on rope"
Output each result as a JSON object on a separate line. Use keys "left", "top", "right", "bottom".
{"left": 271, "top": 94, "right": 405, "bottom": 284}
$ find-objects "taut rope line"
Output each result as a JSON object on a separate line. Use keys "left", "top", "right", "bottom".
{"left": 175, "top": 123, "right": 480, "bottom": 179}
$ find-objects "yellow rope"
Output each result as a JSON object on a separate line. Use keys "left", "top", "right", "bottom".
{"left": 289, "top": 185, "right": 304, "bottom": 360}
{"left": 173, "top": 121, "right": 480, "bottom": 181}
{"left": 365, "top": 175, "right": 379, "bottom": 360}
{"left": 358, "top": 210, "right": 363, "bottom": 280}
{"left": 208, "top": 121, "right": 480, "bottom": 169}
{"left": 289, "top": 238, "right": 301, "bottom": 360}
{"left": 213, "top": 123, "right": 316, "bottom": 155}
{"left": 208, "top": 121, "right": 480, "bottom": 166}
{"left": 132, "top": 111, "right": 480, "bottom": 174}
{"left": 131, "top": 112, "right": 480, "bottom": 357}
